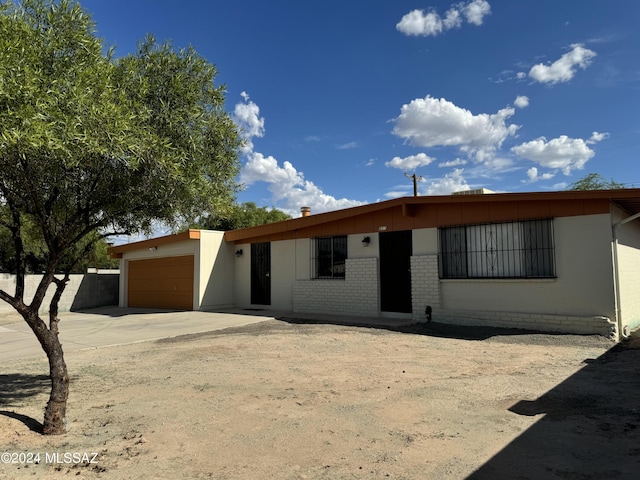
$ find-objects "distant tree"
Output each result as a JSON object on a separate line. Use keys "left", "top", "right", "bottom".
{"left": 568, "top": 173, "right": 625, "bottom": 190}
{"left": 197, "top": 202, "right": 291, "bottom": 230}
{"left": 0, "top": 221, "right": 118, "bottom": 273}
{"left": 0, "top": 0, "right": 241, "bottom": 434}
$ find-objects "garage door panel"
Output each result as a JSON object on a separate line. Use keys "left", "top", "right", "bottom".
{"left": 130, "top": 278, "right": 193, "bottom": 292}
{"left": 128, "top": 256, "right": 194, "bottom": 310}
{"left": 128, "top": 292, "right": 193, "bottom": 310}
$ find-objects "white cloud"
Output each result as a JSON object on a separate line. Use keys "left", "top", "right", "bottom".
{"left": 240, "top": 152, "right": 300, "bottom": 187}
{"left": 396, "top": 1, "right": 490, "bottom": 37}
{"left": 528, "top": 44, "right": 597, "bottom": 84}
{"left": 514, "top": 95, "right": 529, "bottom": 108}
{"left": 587, "top": 131, "right": 610, "bottom": 144}
{"left": 424, "top": 169, "right": 470, "bottom": 195}
{"left": 443, "top": 8, "right": 462, "bottom": 29}
{"left": 525, "top": 167, "right": 555, "bottom": 183}
{"left": 384, "top": 189, "right": 411, "bottom": 199}
{"left": 233, "top": 92, "right": 265, "bottom": 154}
{"left": 438, "top": 158, "right": 467, "bottom": 168}
{"left": 463, "top": 0, "right": 491, "bottom": 25}
{"left": 385, "top": 153, "right": 435, "bottom": 170}
{"left": 516, "top": 72, "right": 527, "bottom": 80}
{"left": 235, "top": 93, "right": 365, "bottom": 216}
{"left": 481, "top": 156, "right": 514, "bottom": 171}
{"left": 397, "top": 9, "right": 443, "bottom": 37}
{"left": 511, "top": 133, "right": 607, "bottom": 175}
{"left": 337, "top": 141, "right": 358, "bottom": 150}
{"left": 392, "top": 95, "right": 519, "bottom": 163}
{"left": 241, "top": 152, "right": 365, "bottom": 216}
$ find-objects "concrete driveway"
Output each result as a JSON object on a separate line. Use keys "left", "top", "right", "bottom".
{"left": 0, "top": 307, "right": 275, "bottom": 362}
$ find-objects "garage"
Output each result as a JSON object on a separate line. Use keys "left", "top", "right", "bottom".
{"left": 127, "top": 256, "right": 194, "bottom": 310}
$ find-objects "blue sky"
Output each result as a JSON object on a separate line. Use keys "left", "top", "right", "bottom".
{"left": 82, "top": 0, "right": 640, "bottom": 217}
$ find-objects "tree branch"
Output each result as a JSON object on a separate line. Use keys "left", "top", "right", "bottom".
{"left": 0, "top": 289, "right": 19, "bottom": 309}
{"left": 49, "top": 275, "right": 69, "bottom": 335}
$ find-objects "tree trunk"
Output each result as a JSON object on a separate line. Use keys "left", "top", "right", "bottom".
{"left": 42, "top": 337, "right": 69, "bottom": 435}
{"left": 41, "top": 277, "right": 71, "bottom": 434}
{"left": 18, "top": 307, "right": 70, "bottom": 435}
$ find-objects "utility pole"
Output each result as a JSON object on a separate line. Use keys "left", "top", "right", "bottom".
{"left": 404, "top": 173, "right": 423, "bottom": 197}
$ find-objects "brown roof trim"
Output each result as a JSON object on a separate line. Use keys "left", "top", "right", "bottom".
{"left": 108, "top": 229, "right": 201, "bottom": 258}
{"left": 224, "top": 189, "right": 640, "bottom": 243}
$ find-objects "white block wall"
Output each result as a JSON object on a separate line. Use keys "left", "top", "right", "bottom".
{"left": 432, "top": 309, "right": 615, "bottom": 338}
{"left": 411, "top": 255, "right": 441, "bottom": 322}
{"left": 293, "top": 257, "right": 378, "bottom": 317}
{"left": 0, "top": 271, "right": 119, "bottom": 315}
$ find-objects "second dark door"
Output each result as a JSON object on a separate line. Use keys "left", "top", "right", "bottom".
{"left": 379, "top": 230, "right": 412, "bottom": 313}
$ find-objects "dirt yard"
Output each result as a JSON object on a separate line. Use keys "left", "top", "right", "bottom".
{"left": 1, "top": 318, "right": 639, "bottom": 480}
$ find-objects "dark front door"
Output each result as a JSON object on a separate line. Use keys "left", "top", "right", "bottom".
{"left": 251, "top": 242, "right": 271, "bottom": 305}
{"left": 379, "top": 230, "right": 412, "bottom": 313}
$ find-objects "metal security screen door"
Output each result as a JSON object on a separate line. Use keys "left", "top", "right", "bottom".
{"left": 251, "top": 242, "right": 271, "bottom": 305}
{"left": 379, "top": 230, "right": 413, "bottom": 313}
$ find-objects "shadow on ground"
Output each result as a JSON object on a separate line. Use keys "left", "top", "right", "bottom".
{"left": 279, "top": 316, "right": 613, "bottom": 346}
{"left": 0, "top": 373, "right": 49, "bottom": 433}
{"left": 468, "top": 331, "right": 640, "bottom": 479}
{"left": 0, "top": 373, "right": 50, "bottom": 407}
{"left": 175, "top": 315, "right": 633, "bottom": 478}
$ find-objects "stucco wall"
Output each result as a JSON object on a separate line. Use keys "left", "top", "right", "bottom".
{"left": 233, "top": 239, "right": 299, "bottom": 311}
{"left": 0, "top": 270, "right": 119, "bottom": 315}
{"left": 613, "top": 207, "right": 640, "bottom": 333}
{"left": 199, "top": 230, "right": 235, "bottom": 310}
{"left": 437, "top": 215, "right": 616, "bottom": 319}
{"left": 271, "top": 240, "right": 296, "bottom": 311}
{"left": 233, "top": 242, "right": 251, "bottom": 308}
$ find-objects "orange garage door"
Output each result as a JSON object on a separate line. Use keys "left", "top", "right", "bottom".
{"left": 127, "top": 256, "right": 194, "bottom": 310}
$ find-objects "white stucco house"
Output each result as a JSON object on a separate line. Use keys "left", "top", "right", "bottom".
{"left": 109, "top": 189, "right": 640, "bottom": 341}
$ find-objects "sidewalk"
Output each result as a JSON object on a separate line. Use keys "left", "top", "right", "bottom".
{"left": 0, "top": 306, "right": 418, "bottom": 362}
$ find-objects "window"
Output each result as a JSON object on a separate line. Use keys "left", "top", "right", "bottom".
{"left": 439, "top": 219, "right": 555, "bottom": 279}
{"left": 313, "top": 236, "right": 347, "bottom": 279}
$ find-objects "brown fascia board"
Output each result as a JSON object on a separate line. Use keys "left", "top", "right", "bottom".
{"left": 108, "top": 229, "right": 201, "bottom": 258}
{"left": 223, "top": 189, "right": 640, "bottom": 244}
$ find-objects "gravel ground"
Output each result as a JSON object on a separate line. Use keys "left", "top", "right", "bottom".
{"left": 1, "top": 318, "right": 638, "bottom": 480}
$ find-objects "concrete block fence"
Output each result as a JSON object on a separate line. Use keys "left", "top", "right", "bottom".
{"left": 0, "top": 270, "right": 119, "bottom": 315}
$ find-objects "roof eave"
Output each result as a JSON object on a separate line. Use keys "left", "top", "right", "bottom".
{"left": 108, "top": 229, "right": 201, "bottom": 258}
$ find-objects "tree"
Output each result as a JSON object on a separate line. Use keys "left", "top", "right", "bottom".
{"left": 196, "top": 202, "right": 291, "bottom": 230}
{"left": 569, "top": 173, "right": 625, "bottom": 190}
{"left": 0, "top": 221, "right": 118, "bottom": 273}
{"left": 0, "top": 0, "right": 241, "bottom": 434}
